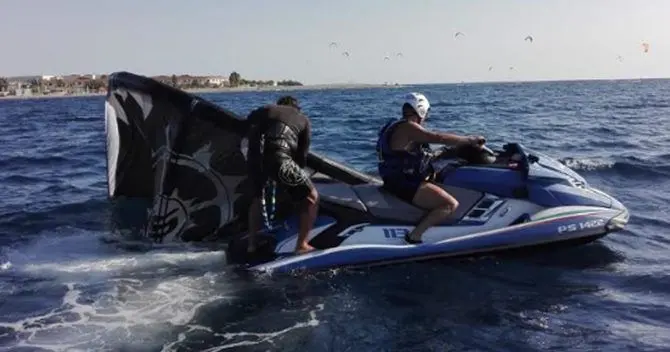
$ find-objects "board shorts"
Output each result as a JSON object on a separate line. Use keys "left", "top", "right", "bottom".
{"left": 381, "top": 175, "right": 423, "bottom": 204}
{"left": 250, "top": 154, "right": 314, "bottom": 202}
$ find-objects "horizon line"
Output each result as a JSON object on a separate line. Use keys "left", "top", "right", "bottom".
{"left": 4, "top": 71, "right": 669, "bottom": 87}
{"left": 409, "top": 75, "right": 670, "bottom": 86}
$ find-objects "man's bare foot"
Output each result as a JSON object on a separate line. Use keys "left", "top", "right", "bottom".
{"left": 404, "top": 232, "right": 422, "bottom": 244}
{"left": 295, "top": 243, "right": 315, "bottom": 254}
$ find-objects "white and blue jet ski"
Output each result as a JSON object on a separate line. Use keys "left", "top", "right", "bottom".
{"left": 103, "top": 71, "right": 630, "bottom": 274}
{"left": 226, "top": 144, "right": 629, "bottom": 273}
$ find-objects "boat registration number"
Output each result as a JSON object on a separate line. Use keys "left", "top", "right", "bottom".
{"left": 557, "top": 218, "right": 605, "bottom": 234}
{"left": 383, "top": 228, "right": 409, "bottom": 238}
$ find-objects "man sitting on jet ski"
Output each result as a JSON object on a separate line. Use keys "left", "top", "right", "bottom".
{"left": 376, "top": 92, "right": 486, "bottom": 244}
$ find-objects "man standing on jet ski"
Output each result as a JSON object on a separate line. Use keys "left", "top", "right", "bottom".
{"left": 376, "top": 92, "right": 486, "bottom": 244}
{"left": 246, "top": 96, "right": 319, "bottom": 254}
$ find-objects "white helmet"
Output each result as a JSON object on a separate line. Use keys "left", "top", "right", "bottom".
{"left": 404, "top": 92, "right": 430, "bottom": 119}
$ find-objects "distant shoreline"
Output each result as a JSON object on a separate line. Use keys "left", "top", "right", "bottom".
{"left": 3, "top": 75, "right": 666, "bottom": 102}
{"left": 0, "top": 83, "right": 403, "bottom": 101}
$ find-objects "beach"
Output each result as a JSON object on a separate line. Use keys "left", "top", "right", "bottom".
{"left": 0, "top": 82, "right": 403, "bottom": 101}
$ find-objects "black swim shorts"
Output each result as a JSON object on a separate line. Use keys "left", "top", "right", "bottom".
{"left": 252, "top": 156, "right": 314, "bottom": 202}
{"left": 382, "top": 175, "right": 423, "bottom": 204}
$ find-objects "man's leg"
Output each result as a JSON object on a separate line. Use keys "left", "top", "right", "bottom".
{"left": 246, "top": 162, "right": 266, "bottom": 253}
{"left": 406, "top": 182, "right": 459, "bottom": 243}
{"left": 276, "top": 158, "right": 319, "bottom": 254}
{"left": 296, "top": 186, "right": 319, "bottom": 253}
{"left": 247, "top": 196, "right": 262, "bottom": 252}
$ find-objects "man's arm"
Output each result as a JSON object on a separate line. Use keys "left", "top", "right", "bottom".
{"left": 403, "top": 121, "right": 470, "bottom": 145}
{"left": 246, "top": 106, "right": 269, "bottom": 138}
{"left": 296, "top": 118, "right": 311, "bottom": 168}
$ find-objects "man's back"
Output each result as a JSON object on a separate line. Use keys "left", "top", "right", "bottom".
{"left": 388, "top": 120, "right": 420, "bottom": 153}
{"left": 248, "top": 105, "right": 309, "bottom": 136}
{"left": 247, "top": 104, "right": 311, "bottom": 167}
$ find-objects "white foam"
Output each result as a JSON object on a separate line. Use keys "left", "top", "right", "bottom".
{"left": 0, "top": 230, "right": 239, "bottom": 350}
{"left": 161, "top": 304, "right": 324, "bottom": 352}
{"left": 3, "top": 229, "right": 226, "bottom": 281}
{"left": 561, "top": 157, "right": 615, "bottom": 171}
{"left": 1, "top": 274, "right": 235, "bottom": 350}
{"left": 0, "top": 228, "right": 328, "bottom": 350}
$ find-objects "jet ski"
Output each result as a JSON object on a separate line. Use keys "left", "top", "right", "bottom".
{"left": 103, "top": 71, "right": 630, "bottom": 275}
{"left": 226, "top": 143, "right": 629, "bottom": 273}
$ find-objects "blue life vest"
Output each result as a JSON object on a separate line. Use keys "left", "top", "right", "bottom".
{"left": 376, "top": 118, "right": 434, "bottom": 180}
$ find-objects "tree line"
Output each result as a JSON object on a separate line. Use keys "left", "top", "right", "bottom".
{"left": 0, "top": 71, "right": 303, "bottom": 94}
{"left": 0, "top": 76, "right": 106, "bottom": 92}
{"left": 166, "top": 72, "right": 303, "bottom": 88}
{"left": 227, "top": 71, "right": 302, "bottom": 87}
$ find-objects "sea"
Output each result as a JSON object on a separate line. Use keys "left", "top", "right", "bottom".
{"left": 1, "top": 79, "right": 669, "bottom": 351}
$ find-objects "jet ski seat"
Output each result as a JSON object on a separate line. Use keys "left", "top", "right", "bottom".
{"left": 313, "top": 181, "right": 485, "bottom": 224}
{"left": 314, "top": 182, "right": 368, "bottom": 212}
{"left": 351, "top": 184, "right": 485, "bottom": 224}
{"left": 310, "top": 172, "right": 341, "bottom": 184}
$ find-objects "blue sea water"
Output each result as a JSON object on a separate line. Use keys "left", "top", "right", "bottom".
{"left": 1, "top": 79, "right": 670, "bottom": 351}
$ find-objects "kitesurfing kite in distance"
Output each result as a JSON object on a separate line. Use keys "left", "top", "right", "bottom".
{"left": 525, "top": 35, "right": 534, "bottom": 43}
{"left": 384, "top": 56, "right": 390, "bottom": 61}
{"left": 488, "top": 66, "right": 493, "bottom": 71}
{"left": 454, "top": 32, "right": 464, "bottom": 38}
{"left": 616, "top": 55, "right": 624, "bottom": 62}
{"left": 329, "top": 42, "right": 338, "bottom": 48}
{"left": 396, "top": 52, "right": 403, "bottom": 58}
{"left": 641, "top": 42, "right": 650, "bottom": 53}
{"left": 342, "top": 51, "right": 350, "bottom": 57}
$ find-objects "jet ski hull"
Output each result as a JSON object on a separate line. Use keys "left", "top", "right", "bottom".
{"left": 228, "top": 181, "right": 629, "bottom": 274}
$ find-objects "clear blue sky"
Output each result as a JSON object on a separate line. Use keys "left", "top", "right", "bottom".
{"left": 1, "top": 0, "right": 668, "bottom": 84}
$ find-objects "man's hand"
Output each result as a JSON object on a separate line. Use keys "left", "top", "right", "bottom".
{"left": 468, "top": 135, "right": 486, "bottom": 148}
{"left": 457, "top": 135, "right": 485, "bottom": 148}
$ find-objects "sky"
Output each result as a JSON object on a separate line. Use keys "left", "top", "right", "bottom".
{"left": 1, "top": 0, "right": 669, "bottom": 84}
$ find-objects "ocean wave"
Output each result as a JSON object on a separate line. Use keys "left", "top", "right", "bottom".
{"left": 0, "top": 155, "right": 76, "bottom": 169}
{"left": 603, "top": 103, "right": 670, "bottom": 110}
{"left": 0, "top": 174, "right": 48, "bottom": 184}
{"left": 431, "top": 100, "right": 503, "bottom": 108}
{"left": 0, "top": 199, "right": 110, "bottom": 236}
{"left": 561, "top": 156, "right": 670, "bottom": 178}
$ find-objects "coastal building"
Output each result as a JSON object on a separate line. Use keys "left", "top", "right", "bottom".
{"left": 0, "top": 73, "right": 110, "bottom": 97}
{"left": 14, "top": 87, "right": 33, "bottom": 97}
{"left": 7, "top": 80, "right": 24, "bottom": 91}
{"left": 177, "top": 75, "right": 197, "bottom": 86}
{"left": 149, "top": 75, "right": 229, "bottom": 88}
{"left": 41, "top": 75, "right": 63, "bottom": 81}
{"left": 206, "top": 76, "right": 228, "bottom": 87}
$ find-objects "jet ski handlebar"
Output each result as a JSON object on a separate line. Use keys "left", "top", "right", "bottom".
{"left": 481, "top": 145, "right": 495, "bottom": 157}
{"left": 431, "top": 143, "right": 496, "bottom": 162}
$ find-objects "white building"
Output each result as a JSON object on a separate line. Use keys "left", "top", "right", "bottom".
{"left": 41, "top": 75, "right": 64, "bottom": 81}
{"left": 206, "top": 76, "right": 228, "bottom": 86}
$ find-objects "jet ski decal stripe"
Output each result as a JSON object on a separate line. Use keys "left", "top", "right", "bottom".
{"left": 249, "top": 209, "right": 612, "bottom": 273}
{"left": 532, "top": 209, "right": 603, "bottom": 222}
